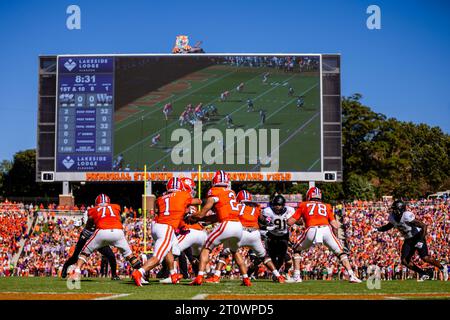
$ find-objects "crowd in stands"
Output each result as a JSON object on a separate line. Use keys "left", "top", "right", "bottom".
{"left": 0, "top": 198, "right": 448, "bottom": 281}
{"left": 0, "top": 201, "right": 32, "bottom": 277}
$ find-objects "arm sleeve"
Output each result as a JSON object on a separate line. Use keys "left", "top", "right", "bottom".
{"left": 327, "top": 204, "right": 335, "bottom": 221}
{"left": 207, "top": 189, "right": 219, "bottom": 203}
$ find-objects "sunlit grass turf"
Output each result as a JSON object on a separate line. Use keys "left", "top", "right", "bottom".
{"left": 0, "top": 277, "right": 449, "bottom": 300}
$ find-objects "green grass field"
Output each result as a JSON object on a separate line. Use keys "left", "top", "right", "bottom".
{"left": 1, "top": 278, "right": 449, "bottom": 300}
{"left": 113, "top": 65, "right": 321, "bottom": 172}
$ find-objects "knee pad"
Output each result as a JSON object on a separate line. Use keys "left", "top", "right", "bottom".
{"left": 338, "top": 253, "right": 348, "bottom": 263}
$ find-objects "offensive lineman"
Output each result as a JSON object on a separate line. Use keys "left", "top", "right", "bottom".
{"left": 375, "top": 200, "right": 448, "bottom": 281}
{"left": 287, "top": 187, "right": 362, "bottom": 283}
{"left": 69, "top": 194, "right": 142, "bottom": 280}
{"left": 186, "top": 170, "right": 252, "bottom": 286}
{"left": 206, "top": 190, "right": 286, "bottom": 283}
{"left": 61, "top": 207, "right": 119, "bottom": 280}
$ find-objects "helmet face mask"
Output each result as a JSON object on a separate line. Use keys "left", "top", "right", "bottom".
{"left": 166, "top": 177, "right": 185, "bottom": 192}
{"left": 212, "top": 170, "right": 230, "bottom": 187}
{"left": 306, "top": 187, "right": 322, "bottom": 201}
{"left": 391, "top": 200, "right": 406, "bottom": 218}
{"left": 270, "top": 195, "right": 286, "bottom": 215}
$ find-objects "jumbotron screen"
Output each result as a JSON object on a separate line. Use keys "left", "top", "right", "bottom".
{"left": 39, "top": 54, "right": 342, "bottom": 182}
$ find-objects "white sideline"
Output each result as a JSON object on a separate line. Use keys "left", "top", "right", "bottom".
{"left": 93, "top": 293, "right": 131, "bottom": 300}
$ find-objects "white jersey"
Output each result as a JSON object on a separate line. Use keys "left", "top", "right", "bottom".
{"left": 262, "top": 206, "right": 295, "bottom": 237}
{"left": 388, "top": 210, "right": 421, "bottom": 239}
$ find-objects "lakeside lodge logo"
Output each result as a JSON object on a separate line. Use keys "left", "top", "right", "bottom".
{"left": 64, "top": 59, "right": 77, "bottom": 71}
{"left": 62, "top": 156, "right": 75, "bottom": 169}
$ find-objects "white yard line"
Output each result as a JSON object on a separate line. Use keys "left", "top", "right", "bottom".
{"left": 307, "top": 157, "right": 321, "bottom": 171}
{"left": 191, "top": 294, "right": 209, "bottom": 300}
{"left": 93, "top": 293, "right": 131, "bottom": 300}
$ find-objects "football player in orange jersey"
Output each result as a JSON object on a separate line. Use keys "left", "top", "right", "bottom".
{"left": 69, "top": 194, "right": 142, "bottom": 281}
{"left": 287, "top": 187, "right": 362, "bottom": 283}
{"left": 186, "top": 170, "right": 252, "bottom": 286}
{"left": 132, "top": 177, "right": 202, "bottom": 286}
{"left": 159, "top": 177, "right": 209, "bottom": 283}
{"left": 206, "top": 190, "right": 286, "bottom": 283}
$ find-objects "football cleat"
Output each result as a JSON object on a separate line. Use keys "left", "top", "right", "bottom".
{"left": 205, "top": 275, "right": 221, "bottom": 283}
{"left": 171, "top": 273, "right": 183, "bottom": 284}
{"left": 189, "top": 275, "right": 204, "bottom": 286}
{"left": 276, "top": 275, "right": 286, "bottom": 283}
{"left": 111, "top": 275, "right": 121, "bottom": 281}
{"left": 131, "top": 270, "right": 143, "bottom": 287}
{"left": 417, "top": 274, "right": 430, "bottom": 282}
{"left": 68, "top": 269, "right": 81, "bottom": 282}
{"left": 159, "top": 277, "right": 172, "bottom": 284}
{"left": 285, "top": 275, "right": 303, "bottom": 283}
{"left": 349, "top": 275, "right": 362, "bottom": 283}
{"left": 241, "top": 277, "right": 252, "bottom": 287}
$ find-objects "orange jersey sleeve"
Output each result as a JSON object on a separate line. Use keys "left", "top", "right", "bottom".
{"left": 207, "top": 187, "right": 240, "bottom": 222}
{"left": 155, "top": 190, "right": 192, "bottom": 229}
{"left": 293, "top": 201, "right": 334, "bottom": 228}
{"left": 238, "top": 204, "right": 261, "bottom": 228}
{"left": 88, "top": 204, "right": 123, "bottom": 230}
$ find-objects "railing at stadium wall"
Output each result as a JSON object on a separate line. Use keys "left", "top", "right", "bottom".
{"left": 37, "top": 209, "right": 84, "bottom": 216}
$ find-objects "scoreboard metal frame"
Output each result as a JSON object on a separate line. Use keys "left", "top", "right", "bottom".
{"left": 36, "top": 53, "right": 342, "bottom": 183}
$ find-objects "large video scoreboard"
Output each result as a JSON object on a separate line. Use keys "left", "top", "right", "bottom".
{"left": 37, "top": 54, "right": 342, "bottom": 183}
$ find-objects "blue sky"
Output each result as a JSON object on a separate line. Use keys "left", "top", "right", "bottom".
{"left": 0, "top": 0, "right": 449, "bottom": 161}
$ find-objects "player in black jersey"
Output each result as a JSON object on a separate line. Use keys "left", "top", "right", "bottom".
{"left": 61, "top": 216, "right": 119, "bottom": 280}
{"left": 376, "top": 200, "right": 448, "bottom": 281}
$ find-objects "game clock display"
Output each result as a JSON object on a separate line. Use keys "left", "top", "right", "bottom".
{"left": 56, "top": 56, "right": 114, "bottom": 171}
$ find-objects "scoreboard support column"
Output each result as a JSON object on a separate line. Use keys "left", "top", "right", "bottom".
{"left": 59, "top": 181, "right": 75, "bottom": 207}
{"left": 308, "top": 181, "right": 315, "bottom": 189}
{"left": 142, "top": 180, "right": 155, "bottom": 212}
{"left": 142, "top": 179, "right": 155, "bottom": 254}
